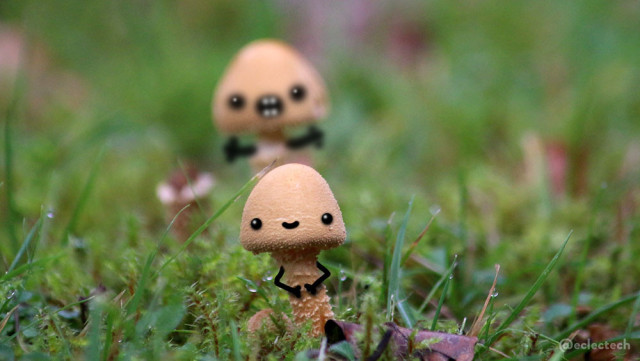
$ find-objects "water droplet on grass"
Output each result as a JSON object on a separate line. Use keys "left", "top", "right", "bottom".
{"left": 429, "top": 205, "right": 441, "bottom": 216}
{"left": 262, "top": 270, "right": 273, "bottom": 281}
{"left": 339, "top": 270, "right": 347, "bottom": 281}
{"left": 245, "top": 284, "right": 257, "bottom": 293}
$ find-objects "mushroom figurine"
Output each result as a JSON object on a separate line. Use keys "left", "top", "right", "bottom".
{"left": 240, "top": 164, "right": 345, "bottom": 336}
{"left": 213, "top": 39, "right": 329, "bottom": 173}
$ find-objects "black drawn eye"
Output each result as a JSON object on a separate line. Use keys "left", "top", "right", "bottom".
{"left": 229, "top": 94, "right": 245, "bottom": 110}
{"left": 321, "top": 213, "right": 333, "bottom": 225}
{"left": 250, "top": 218, "right": 262, "bottom": 230}
{"left": 290, "top": 85, "right": 306, "bottom": 101}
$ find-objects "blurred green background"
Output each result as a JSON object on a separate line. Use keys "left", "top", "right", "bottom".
{"left": 1, "top": 0, "right": 640, "bottom": 359}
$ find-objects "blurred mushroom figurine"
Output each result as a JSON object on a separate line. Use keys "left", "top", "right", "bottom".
{"left": 240, "top": 164, "right": 345, "bottom": 336}
{"left": 213, "top": 39, "right": 328, "bottom": 172}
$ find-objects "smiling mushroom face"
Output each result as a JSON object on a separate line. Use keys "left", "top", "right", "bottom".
{"left": 213, "top": 39, "right": 329, "bottom": 135}
{"left": 240, "top": 164, "right": 346, "bottom": 254}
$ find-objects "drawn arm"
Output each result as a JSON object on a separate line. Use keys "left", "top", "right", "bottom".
{"left": 274, "top": 266, "right": 301, "bottom": 298}
{"left": 286, "top": 126, "right": 324, "bottom": 150}
{"left": 304, "top": 261, "right": 331, "bottom": 295}
{"left": 224, "top": 136, "right": 256, "bottom": 162}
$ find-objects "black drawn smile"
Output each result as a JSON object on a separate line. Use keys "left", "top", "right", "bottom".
{"left": 282, "top": 221, "right": 300, "bottom": 229}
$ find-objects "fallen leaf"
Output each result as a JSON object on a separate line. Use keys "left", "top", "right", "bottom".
{"left": 326, "top": 321, "right": 477, "bottom": 361}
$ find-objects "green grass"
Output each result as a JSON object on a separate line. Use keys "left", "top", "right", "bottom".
{"left": 2, "top": 0, "right": 640, "bottom": 359}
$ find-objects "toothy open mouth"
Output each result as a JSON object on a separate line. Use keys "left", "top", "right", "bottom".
{"left": 256, "top": 95, "right": 283, "bottom": 118}
{"left": 282, "top": 221, "right": 299, "bottom": 229}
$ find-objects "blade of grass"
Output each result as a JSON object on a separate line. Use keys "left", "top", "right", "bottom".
{"left": 625, "top": 291, "right": 640, "bottom": 337}
{"left": 155, "top": 169, "right": 263, "bottom": 276}
{"left": 486, "top": 231, "right": 572, "bottom": 347}
{"left": 102, "top": 308, "right": 115, "bottom": 361}
{"left": 469, "top": 264, "right": 500, "bottom": 337}
{"left": 430, "top": 272, "right": 452, "bottom": 331}
{"left": 552, "top": 291, "right": 640, "bottom": 341}
{"left": 387, "top": 197, "right": 414, "bottom": 324}
{"left": 156, "top": 203, "right": 190, "bottom": 248}
{"left": 230, "top": 320, "right": 242, "bottom": 361}
{"left": 8, "top": 216, "right": 43, "bottom": 273}
{"left": 569, "top": 236, "right": 591, "bottom": 325}
{"left": 0, "top": 305, "right": 19, "bottom": 333}
{"left": 381, "top": 211, "right": 395, "bottom": 309}
{"left": 401, "top": 212, "right": 438, "bottom": 266}
{"left": 125, "top": 252, "right": 154, "bottom": 317}
{"left": 417, "top": 256, "right": 458, "bottom": 314}
{"left": 0, "top": 295, "right": 11, "bottom": 315}
{"left": 0, "top": 252, "right": 66, "bottom": 282}
{"left": 86, "top": 299, "right": 103, "bottom": 361}
{"left": 397, "top": 297, "right": 416, "bottom": 329}
{"left": 123, "top": 251, "right": 155, "bottom": 342}
{"left": 60, "top": 147, "right": 106, "bottom": 246}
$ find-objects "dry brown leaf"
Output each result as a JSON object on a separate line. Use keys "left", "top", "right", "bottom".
{"left": 0, "top": 305, "right": 19, "bottom": 333}
{"left": 327, "top": 321, "right": 477, "bottom": 361}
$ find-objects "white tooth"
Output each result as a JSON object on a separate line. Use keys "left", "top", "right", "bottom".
{"left": 262, "top": 98, "right": 268, "bottom": 105}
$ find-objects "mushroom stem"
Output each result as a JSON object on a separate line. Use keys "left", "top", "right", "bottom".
{"left": 249, "top": 132, "right": 315, "bottom": 173}
{"left": 271, "top": 249, "right": 335, "bottom": 336}
{"left": 249, "top": 128, "right": 287, "bottom": 173}
{"left": 258, "top": 128, "right": 286, "bottom": 143}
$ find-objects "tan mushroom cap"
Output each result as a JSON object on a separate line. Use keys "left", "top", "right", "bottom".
{"left": 213, "top": 39, "right": 329, "bottom": 134}
{"left": 240, "top": 164, "right": 346, "bottom": 254}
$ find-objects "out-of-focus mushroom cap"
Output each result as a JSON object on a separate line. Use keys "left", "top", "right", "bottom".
{"left": 240, "top": 164, "right": 345, "bottom": 254}
{"left": 213, "top": 39, "right": 329, "bottom": 134}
